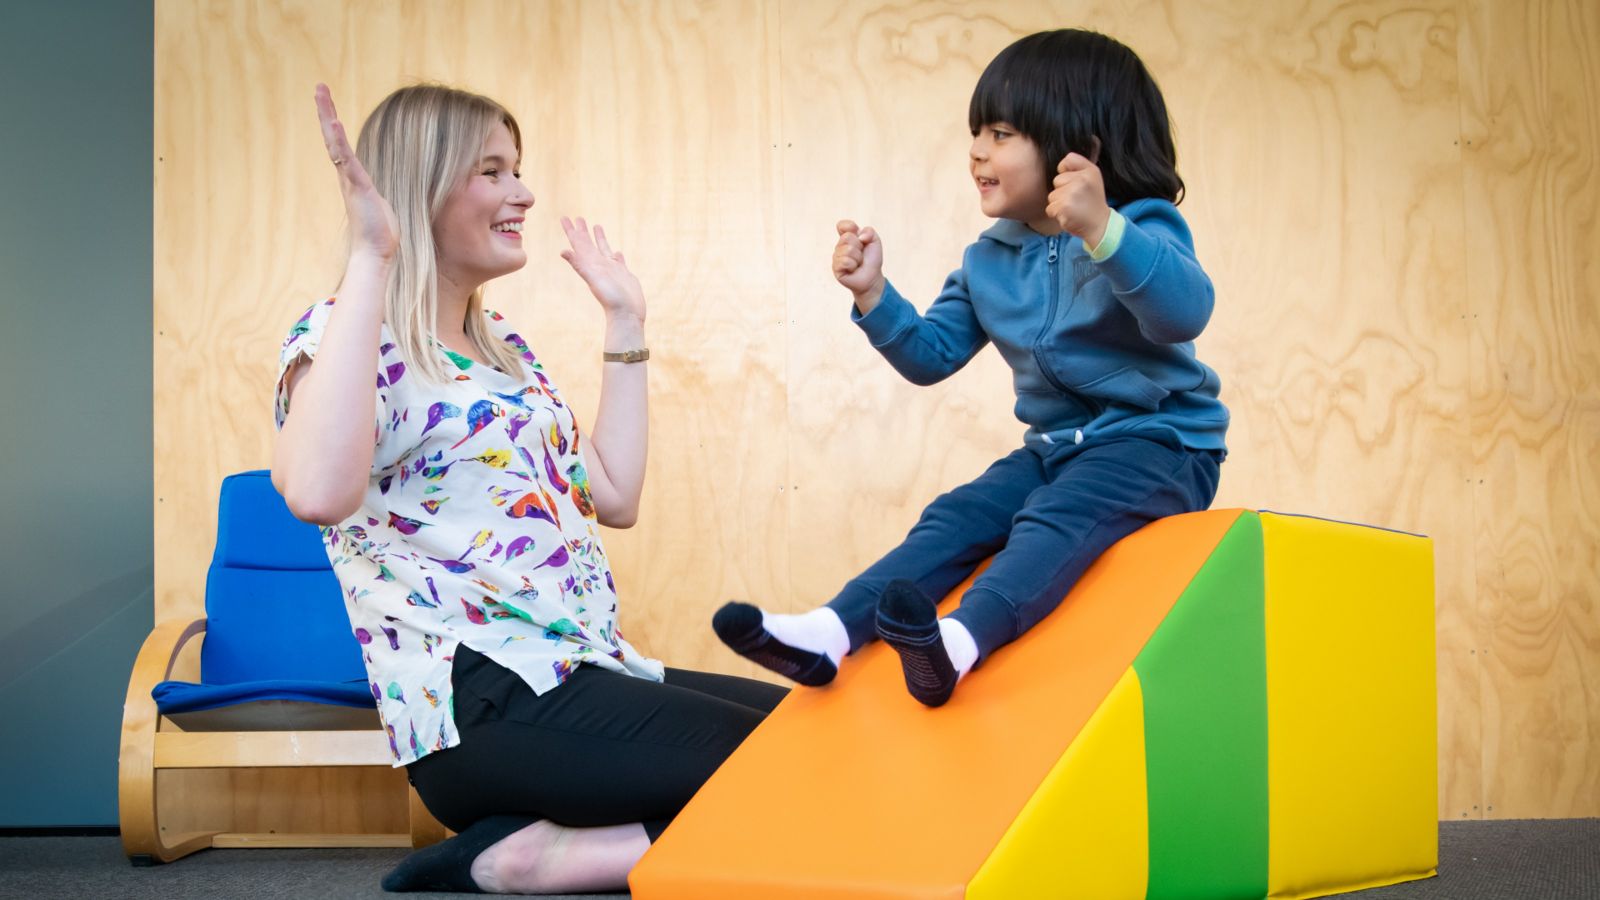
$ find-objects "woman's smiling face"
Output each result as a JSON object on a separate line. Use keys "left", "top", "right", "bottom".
{"left": 433, "top": 122, "right": 535, "bottom": 290}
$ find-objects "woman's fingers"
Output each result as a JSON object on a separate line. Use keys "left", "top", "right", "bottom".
{"left": 561, "top": 217, "right": 632, "bottom": 269}
{"left": 314, "top": 84, "right": 337, "bottom": 134}
{"left": 315, "top": 85, "right": 348, "bottom": 162}
{"left": 565, "top": 216, "right": 598, "bottom": 248}
{"left": 314, "top": 83, "right": 397, "bottom": 258}
{"left": 559, "top": 215, "right": 586, "bottom": 252}
{"left": 331, "top": 123, "right": 356, "bottom": 172}
{"left": 557, "top": 218, "right": 645, "bottom": 315}
{"left": 315, "top": 84, "right": 366, "bottom": 188}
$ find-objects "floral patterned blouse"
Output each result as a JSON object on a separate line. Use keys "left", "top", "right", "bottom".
{"left": 275, "top": 299, "right": 664, "bottom": 765}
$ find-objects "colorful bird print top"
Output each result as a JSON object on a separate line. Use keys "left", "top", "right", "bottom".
{"left": 276, "top": 299, "right": 664, "bottom": 765}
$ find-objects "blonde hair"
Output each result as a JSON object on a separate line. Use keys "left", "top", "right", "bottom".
{"left": 354, "top": 84, "right": 526, "bottom": 383}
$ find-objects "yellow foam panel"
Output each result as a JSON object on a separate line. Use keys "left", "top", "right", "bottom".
{"left": 966, "top": 666, "right": 1150, "bottom": 899}
{"left": 1262, "top": 513, "right": 1437, "bottom": 899}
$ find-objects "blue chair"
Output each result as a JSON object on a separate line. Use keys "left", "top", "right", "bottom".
{"left": 118, "top": 470, "right": 445, "bottom": 864}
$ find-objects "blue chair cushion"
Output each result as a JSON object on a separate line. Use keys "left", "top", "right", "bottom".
{"left": 152, "top": 679, "right": 377, "bottom": 732}
{"left": 150, "top": 469, "right": 377, "bottom": 731}
{"left": 152, "top": 678, "right": 374, "bottom": 713}
{"left": 201, "top": 567, "right": 365, "bottom": 685}
{"left": 212, "top": 470, "right": 333, "bottom": 570}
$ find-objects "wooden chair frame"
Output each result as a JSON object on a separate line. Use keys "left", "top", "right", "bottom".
{"left": 119, "top": 616, "right": 447, "bottom": 864}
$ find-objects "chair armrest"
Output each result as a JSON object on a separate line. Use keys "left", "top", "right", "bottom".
{"left": 121, "top": 615, "right": 207, "bottom": 766}
{"left": 120, "top": 617, "right": 207, "bottom": 860}
{"left": 127, "top": 617, "right": 208, "bottom": 695}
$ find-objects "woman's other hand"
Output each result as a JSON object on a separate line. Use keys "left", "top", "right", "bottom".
{"left": 560, "top": 217, "right": 645, "bottom": 323}
{"left": 316, "top": 83, "right": 399, "bottom": 262}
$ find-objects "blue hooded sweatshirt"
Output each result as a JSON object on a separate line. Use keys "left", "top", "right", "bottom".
{"left": 851, "top": 198, "right": 1228, "bottom": 453}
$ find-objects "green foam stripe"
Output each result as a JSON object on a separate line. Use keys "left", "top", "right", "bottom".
{"left": 1133, "top": 511, "right": 1269, "bottom": 898}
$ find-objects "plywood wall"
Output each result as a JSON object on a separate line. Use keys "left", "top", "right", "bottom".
{"left": 1457, "top": 0, "right": 1599, "bottom": 818}
{"left": 153, "top": 0, "right": 1598, "bottom": 831}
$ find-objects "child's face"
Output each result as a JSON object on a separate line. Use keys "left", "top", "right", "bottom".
{"left": 970, "top": 123, "right": 1051, "bottom": 225}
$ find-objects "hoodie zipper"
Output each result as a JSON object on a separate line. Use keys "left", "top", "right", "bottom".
{"left": 1033, "top": 235, "right": 1072, "bottom": 393}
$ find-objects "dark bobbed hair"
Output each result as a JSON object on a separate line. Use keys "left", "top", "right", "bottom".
{"left": 968, "top": 29, "right": 1184, "bottom": 205}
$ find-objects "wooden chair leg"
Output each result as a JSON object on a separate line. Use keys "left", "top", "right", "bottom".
{"left": 121, "top": 618, "right": 219, "bottom": 864}
{"left": 121, "top": 722, "right": 219, "bottom": 863}
{"left": 408, "top": 785, "right": 449, "bottom": 849}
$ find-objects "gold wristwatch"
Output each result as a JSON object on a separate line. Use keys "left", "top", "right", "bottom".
{"left": 602, "top": 348, "right": 650, "bottom": 363}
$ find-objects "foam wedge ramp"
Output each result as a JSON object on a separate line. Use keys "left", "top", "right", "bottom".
{"left": 630, "top": 509, "right": 1437, "bottom": 899}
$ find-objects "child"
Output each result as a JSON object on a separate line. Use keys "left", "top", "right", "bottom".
{"left": 714, "top": 29, "right": 1228, "bottom": 706}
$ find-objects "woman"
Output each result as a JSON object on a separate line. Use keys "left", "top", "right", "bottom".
{"left": 272, "top": 83, "right": 784, "bottom": 894}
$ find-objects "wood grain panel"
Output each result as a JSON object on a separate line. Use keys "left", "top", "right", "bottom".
{"left": 157, "top": 766, "right": 409, "bottom": 837}
{"left": 152, "top": 0, "right": 1600, "bottom": 831}
{"left": 1159, "top": 0, "right": 1481, "bottom": 818}
{"left": 1182, "top": 0, "right": 1484, "bottom": 820}
{"left": 1459, "top": 0, "right": 1600, "bottom": 819}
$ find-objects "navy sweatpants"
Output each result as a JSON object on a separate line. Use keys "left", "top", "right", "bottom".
{"left": 825, "top": 431, "right": 1222, "bottom": 660}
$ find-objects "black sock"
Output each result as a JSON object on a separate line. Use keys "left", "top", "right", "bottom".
{"left": 875, "top": 580, "right": 958, "bottom": 708}
{"left": 712, "top": 601, "right": 838, "bottom": 686}
{"left": 381, "top": 814, "right": 535, "bottom": 893}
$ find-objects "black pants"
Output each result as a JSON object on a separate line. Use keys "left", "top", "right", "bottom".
{"left": 407, "top": 646, "right": 787, "bottom": 841}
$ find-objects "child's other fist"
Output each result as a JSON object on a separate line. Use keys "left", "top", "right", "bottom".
{"left": 1046, "top": 153, "right": 1111, "bottom": 248}
{"left": 833, "top": 219, "right": 885, "bottom": 307}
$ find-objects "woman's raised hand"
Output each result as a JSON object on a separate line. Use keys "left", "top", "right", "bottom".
{"left": 316, "top": 83, "right": 399, "bottom": 262}
{"left": 560, "top": 217, "right": 645, "bottom": 322}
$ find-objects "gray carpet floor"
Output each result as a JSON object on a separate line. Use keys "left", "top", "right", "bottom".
{"left": 0, "top": 818, "right": 1595, "bottom": 898}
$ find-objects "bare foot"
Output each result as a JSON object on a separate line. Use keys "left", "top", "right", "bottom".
{"left": 470, "top": 819, "right": 649, "bottom": 893}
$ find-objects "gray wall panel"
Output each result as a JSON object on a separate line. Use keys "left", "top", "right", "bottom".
{"left": 0, "top": 0, "right": 154, "bottom": 827}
